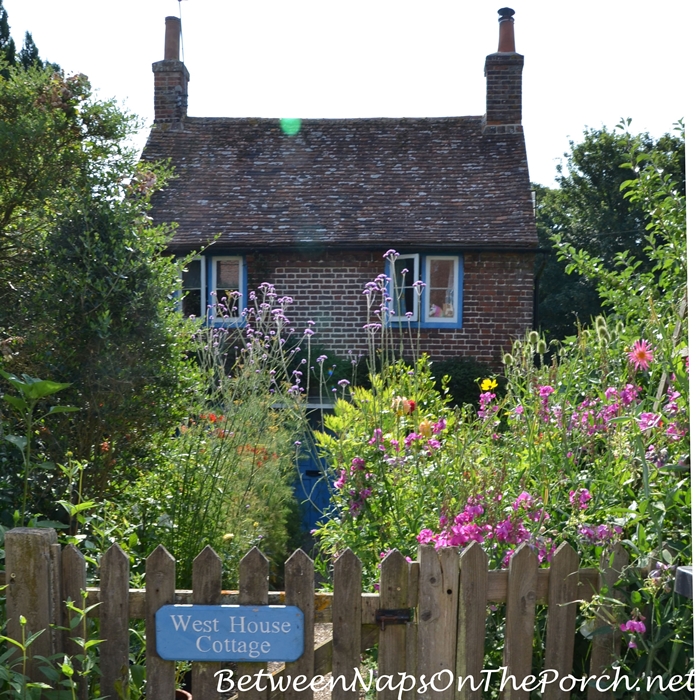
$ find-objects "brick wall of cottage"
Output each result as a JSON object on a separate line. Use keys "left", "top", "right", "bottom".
{"left": 245, "top": 250, "right": 534, "bottom": 367}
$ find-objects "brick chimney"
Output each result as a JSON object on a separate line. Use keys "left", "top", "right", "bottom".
{"left": 483, "top": 8, "right": 523, "bottom": 134}
{"left": 152, "top": 16, "right": 189, "bottom": 129}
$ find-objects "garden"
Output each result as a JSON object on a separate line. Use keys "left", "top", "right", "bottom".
{"left": 0, "top": 22, "right": 692, "bottom": 700}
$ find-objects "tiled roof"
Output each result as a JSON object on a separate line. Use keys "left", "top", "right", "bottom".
{"left": 141, "top": 116, "right": 537, "bottom": 252}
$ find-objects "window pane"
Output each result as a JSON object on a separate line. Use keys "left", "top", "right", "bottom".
{"left": 182, "top": 259, "right": 201, "bottom": 289}
{"left": 428, "top": 259, "right": 455, "bottom": 318}
{"left": 182, "top": 289, "right": 202, "bottom": 318}
{"left": 217, "top": 260, "right": 240, "bottom": 290}
{"left": 215, "top": 259, "right": 241, "bottom": 318}
{"left": 396, "top": 257, "right": 416, "bottom": 317}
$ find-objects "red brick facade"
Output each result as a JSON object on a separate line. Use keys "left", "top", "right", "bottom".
{"left": 246, "top": 250, "right": 533, "bottom": 366}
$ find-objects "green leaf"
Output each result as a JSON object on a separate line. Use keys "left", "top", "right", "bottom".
{"left": 44, "top": 405, "right": 80, "bottom": 416}
{"left": 24, "top": 628, "right": 45, "bottom": 647}
{"left": 631, "top": 590, "right": 642, "bottom": 604}
{"left": 3, "top": 394, "right": 28, "bottom": 412}
{"left": 4, "top": 434, "right": 28, "bottom": 452}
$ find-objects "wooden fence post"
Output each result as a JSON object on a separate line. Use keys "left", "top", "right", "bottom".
{"left": 191, "top": 545, "right": 222, "bottom": 699}
{"left": 332, "top": 549, "right": 363, "bottom": 700}
{"left": 417, "top": 545, "right": 459, "bottom": 700}
{"left": 284, "top": 549, "right": 316, "bottom": 700}
{"left": 62, "top": 544, "right": 88, "bottom": 700}
{"left": 543, "top": 542, "right": 579, "bottom": 700}
{"left": 378, "top": 550, "right": 409, "bottom": 700}
{"left": 456, "top": 543, "right": 488, "bottom": 700}
{"left": 146, "top": 544, "right": 176, "bottom": 700}
{"left": 4, "top": 527, "right": 59, "bottom": 682}
{"left": 239, "top": 546, "right": 271, "bottom": 700}
{"left": 587, "top": 543, "right": 630, "bottom": 700}
{"left": 100, "top": 543, "right": 131, "bottom": 700}
{"left": 501, "top": 543, "right": 538, "bottom": 700}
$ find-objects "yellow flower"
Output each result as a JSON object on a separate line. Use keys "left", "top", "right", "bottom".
{"left": 222, "top": 533, "right": 234, "bottom": 541}
{"left": 480, "top": 378, "right": 498, "bottom": 391}
{"left": 418, "top": 419, "right": 432, "bottom": 438}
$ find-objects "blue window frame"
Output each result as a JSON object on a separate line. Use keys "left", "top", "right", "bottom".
{"left": 387, "top": 253, "right": 463, "bottom": 329}
{"left": 179, "top": 255, "right": 247, "bottom": 326}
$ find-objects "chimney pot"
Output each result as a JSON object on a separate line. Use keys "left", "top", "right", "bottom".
{"left": 483, "top": 8, "right": 523, "bottom": 131}
{"left": 497, "top": 7, "right": 516, "bottom": 53}
{"left": 164, "top": 16, "right": 180, "bottom": 60}
{"left": 152, "top": 17, "right": 189, "bottom": 128}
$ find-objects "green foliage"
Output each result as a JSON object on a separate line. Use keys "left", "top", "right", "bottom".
{"left": 430, "top": 356, "right": 497, "bottom": 407}
{"left": 0, "top": 1, "right": 16, "bottom": 70}
{"left": 121, "top": 285, "right": 308, "bottom": 588}
{"left": 315, "top": 126, "right": 689, "bottom": 686}
{"left": 535, "top": 122, "right": 685, "bottom": 340}
{"left": 0, "top": 58, "right": 202, "bottom": 495}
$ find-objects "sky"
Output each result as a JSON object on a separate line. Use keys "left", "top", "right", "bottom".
{"left": 2, "top": 0, "right": 695, "bottom": 187}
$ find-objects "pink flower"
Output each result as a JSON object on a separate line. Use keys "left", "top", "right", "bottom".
{"left": 638, "top": 412, "right": 662, "bottom": 431}
{"left": 432, "top": 418, "right": 447, "bottom": 434}
{"left": 538, "top": 385, "right": 555, "bottom": 398}
{"left": 350, "top": 457, "right": 365, "bottom": 472}
{"left": 569, "top": 488, "right": 592, "bottom": 510}
{"left": 628, "top": 339, "right": 654, "bottom": 371}
{"left": 620, "top": 384, "right": 640, "bottom": 406}
{"left": 417, "top": 529, "right": 435, "bottom": 544}
{"left": 404, "top": 432, "right": 421, "bottom": 448}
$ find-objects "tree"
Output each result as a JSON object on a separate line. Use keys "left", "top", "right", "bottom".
{"left": 0, "top": 0, "right": 14, "bottom": 66}
{"left": 534, "top": 122, "right": 685, "bottom": 340}
{"left": 0, "top": 56, "right": 200, "bottom": 501}
{"left": 17, "top": 31, "right": 40, "bottom": 69}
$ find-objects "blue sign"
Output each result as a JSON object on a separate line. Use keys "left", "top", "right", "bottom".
{"left": 155, "top": 605, "right": 304, "bottom": 662}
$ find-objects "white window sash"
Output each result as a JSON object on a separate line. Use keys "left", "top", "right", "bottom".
{"left": 424, "top": 255, "right": 458, "bottom": 324}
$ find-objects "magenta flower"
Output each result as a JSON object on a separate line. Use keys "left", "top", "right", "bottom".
{"left": 638, "top": 412, "right": 662, "bottom": 431}
{"left": 628, "top": 339, "right": 654, "bottom": 371}
{"left": 569, "top": 488, "right": 592, "bottom": 510}
{"left": 432, "top": 418, "right": 447, "bottom": 434}
{"left": 350, "top": 457, "right": 365, "bottom": 472}
{"left": 538, "top": 385, "right": 555, "bottom": 398}
{"left": 416, "top": 529, "right": 435, "bottom": 544}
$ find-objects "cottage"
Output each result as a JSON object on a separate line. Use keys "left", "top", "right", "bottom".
{"left": 141, "top": 8, "right": 537, "bottom": 366}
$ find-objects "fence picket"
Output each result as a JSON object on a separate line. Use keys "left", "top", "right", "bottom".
{"left": 332, "top": 548, "right": 363, "bottom": 700}
{"left": 100, "top": 543, "right": 131, "bottom": 699}
{"left": 4, "top": 528, "right": 58, "bottom": 682}
{"left": 501, "top": 543, "right": 538, "bottom": 700}
{"left": 284, "top": 549, "right": 316, "bottom": 700}
{"left": 62, "top": 545, "right": 88, "bottom": 700}
{"left": 405, "top": 560, "right": 420, "bottom": 700}
{"left": 543, "top": 542, "right": 579, "bottom": 700}
{"left": 417, "top": 545, "right": 460, "bottom": 700}
{"left": 146, "top": 545, "right": 176, "bottom": 700}
{"left": 191, "top": 545, "right": 222, "bottom": 699}
{"left": 378, "top": 550, "right": 410, "bottom": 700}
{"left": 456, "top": 543, "right": 488, "bottom": 700}
{"left": 238, "top": 546, "right": 271, "bottom": 700}
{"left": 587, "top": 544, "right": 630, "bottom": 700}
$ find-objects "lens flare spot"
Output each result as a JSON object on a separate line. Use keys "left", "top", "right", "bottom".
{"left": 279, "top": 118, "right": 302, "bottom": 135}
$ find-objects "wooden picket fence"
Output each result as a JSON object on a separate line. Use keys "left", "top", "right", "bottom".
{"left": 2, "top": 528, "right": 631, "bottom": 700}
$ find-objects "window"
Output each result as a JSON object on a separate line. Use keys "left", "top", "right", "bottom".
{"left": 179, "top": 255, "right": 246, "bottom": 325}
{"left": 180, "top": 256, "right": 205, "bottom": 319}
{"left": 210, "top": 256, "right": 244, "bottom": 323}
{"left": 389, "top": 254, "right": 462, "bottom": 328}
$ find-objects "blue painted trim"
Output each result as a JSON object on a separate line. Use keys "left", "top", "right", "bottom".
{"left": 386, "top": 253, "right": 463, "bottom": 330}
{"left": 420, "top": 255, "right": 463, "bottom": 329}
{"left": 206, "top": 255, "right": 247, "bottom": 328}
